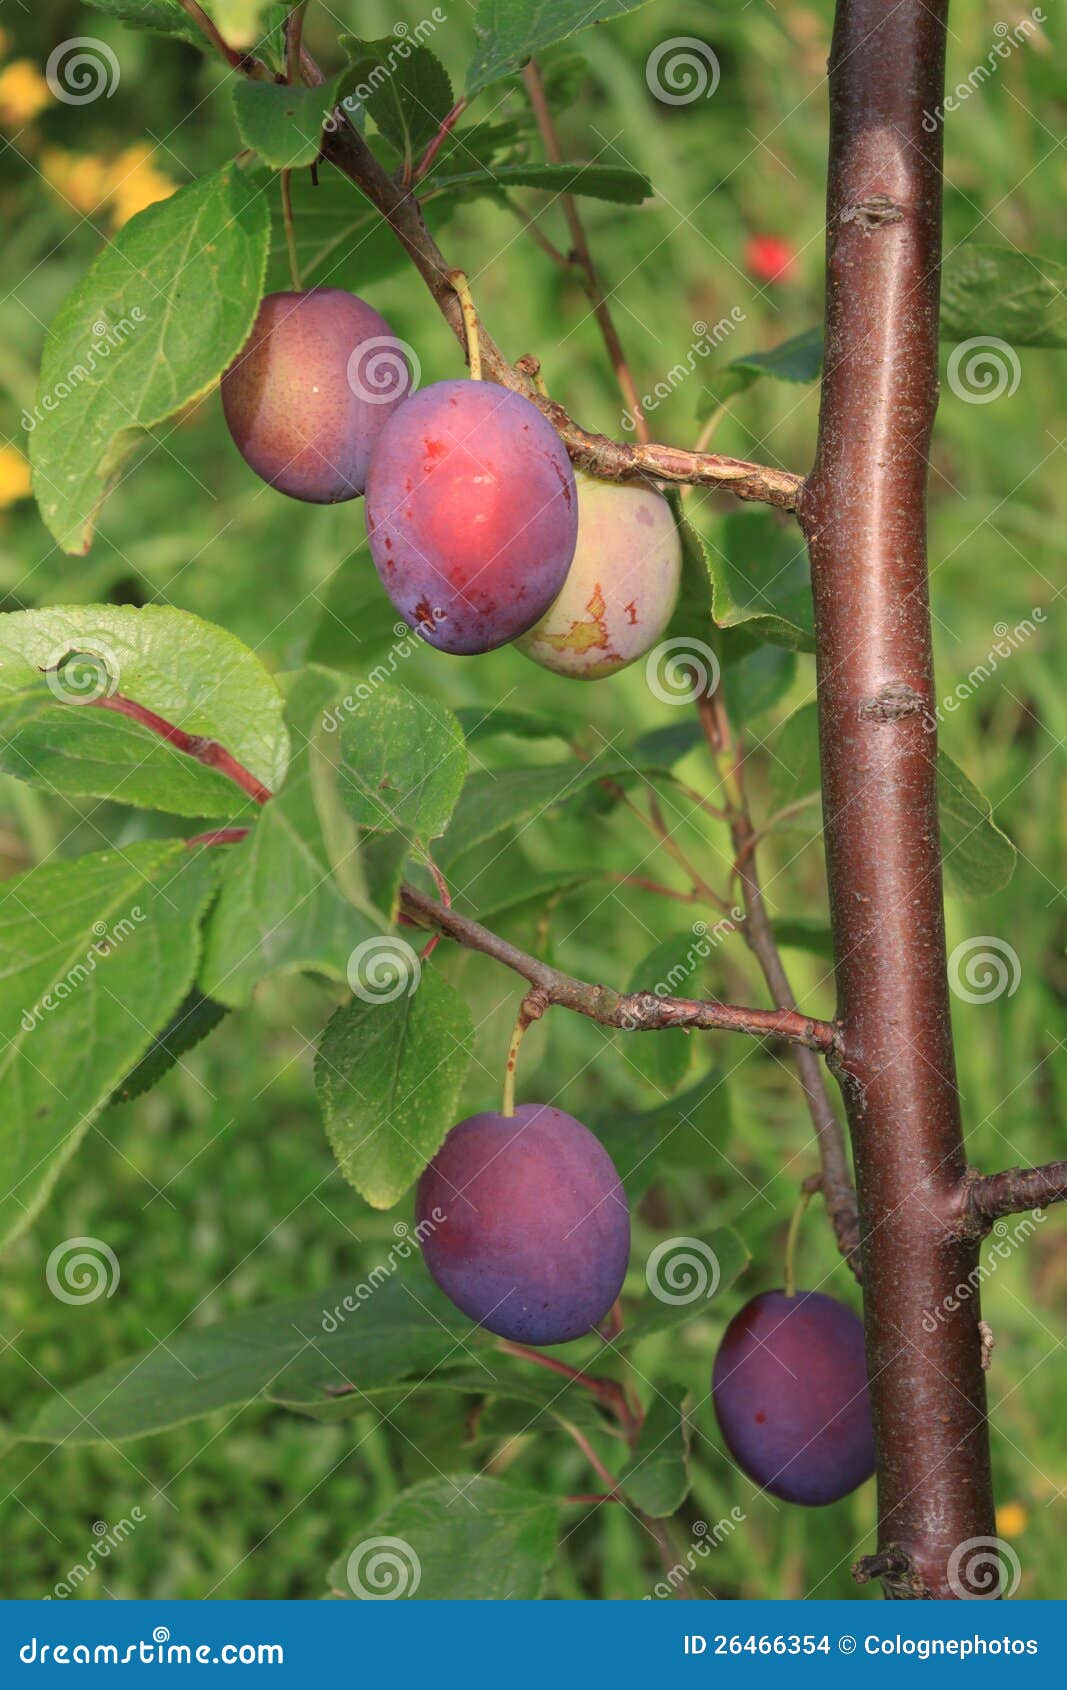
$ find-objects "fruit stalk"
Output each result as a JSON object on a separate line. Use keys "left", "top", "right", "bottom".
{"left": 797, "top": 0, "right": 996, "bottom": 1597}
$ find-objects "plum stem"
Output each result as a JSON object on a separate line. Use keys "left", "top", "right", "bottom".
{"left": 279, "top": 171, "right": 302, "bottom": 290}
{"left": 501, "top": 987, "right": 551, "bottom": 1117}
{"left": 783, "top": 1186, "right": 815, "bottom": 1299}
{"left": 447, "top": 270, "right": 482, "bottom": 380}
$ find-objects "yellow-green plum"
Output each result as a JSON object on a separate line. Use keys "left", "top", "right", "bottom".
{"left": 516, "top": 472, "right": 682, "bottom": 679}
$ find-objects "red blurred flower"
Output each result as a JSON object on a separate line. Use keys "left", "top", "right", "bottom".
{"left": 744, "top": 234, "right": 796, "bottom": 284}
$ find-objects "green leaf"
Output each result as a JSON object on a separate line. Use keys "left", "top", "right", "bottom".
{"left": 768, "top": 700, "right": 820, "bottom": 810}
{"left": 339, "top": 36, "right": 454, "bottom": 160}
{"left": 0, "top": 842, "right": 218, "bottom": 1245}
{"left": 316, "top": 970, "right": 473, "bottom": 1209}
{"left": 474, "top": 870, "right": 596, "bottom": 924}
{"left": 111, "top": 989, "right": 228, "bottom": 1105}
{"left": 338, "top": 687, "right": 468, "bottom": 846}
{"left": 706, "top": 511, "right": 816, "bottom": 651}
{"left": 773, "top": 918, "right": 835, "bottom": 960}
{"left": 233, "top": 75, "right": 343, "bottom": 170}
{"left": 938, "top": 749, "right": 1017, "bottom": 898}
{"left": 277, "top": 1352, "right": 604, "bottom": 1429}
{"left": 29, "top": 163, "right": 270, "bottom": 554}
{"left": 594, "top": 1072, "right": 735, "bottom": 1201}
{"left": 328, "top": 1476, "right": 559, "bottom": 1599}
{"left": 766, "top": 706, "right": 1017, "bottom": 898}
{"left": 467, "top": 0, "right": 654, "bottom": 95}
{"left": 455, "top": 706, "right": 568, "bottom": 744}
{"left": 200, "top": 667, "right": 385, "bottom": 1007}
{"left": 940, "top": 244, "right": 1067, "bottom": 348}
{"left": 25, "top": 1276, "right": 474, "bottom": 1444}
{"left": 620, "top": 1386, "right": 691, "bottom": 1516}
{"left": 83, "top": 0, "right": 204, "bottom": 44}
{"left": 698, "top": 326, "right": 824, "bottom": 417}
{"left": 430, "top": 161, "right": 651, "bottom": 205}
{"left": 264, "top": 163, "right": 414, "bottom": 293}
{"left": 306, "top": 553, "right": 415, "bottom": 670}
{"left": 625, "top": 935, "right": 701, "bottom": 1093}
{"left": 0, "top": 604, "right": 288, "bottom": 818}
{"left": 621, "top": 1227, "right": 750, "bottom": 1344}
{"left": 438, "top": 747, "right": 625, "bottom": 868}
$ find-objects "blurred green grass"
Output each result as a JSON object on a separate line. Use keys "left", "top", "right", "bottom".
{"left": 0, "top": 0, "right": 1063, "bottom": 1599}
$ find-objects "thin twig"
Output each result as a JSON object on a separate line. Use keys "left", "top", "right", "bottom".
{"left": 961, "top": 1162, "right": 1067, "bottom": 1231}
{"left": 521, "top": 58, "right": 650, "bottom": 444}
{"left": 697, "top": 685, "right": 861, "bottom": 1274}
{"left": 400, "top": 884, "right": 836, "bottom": 1051}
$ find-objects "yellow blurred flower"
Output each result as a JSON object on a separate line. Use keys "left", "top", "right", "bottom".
{"left": 108, "top": 143, "right": 177, "bottom": 227}
{"left": 0, "top": 445, "right": 32, "bottom": 509}
{"left": 40, "top": 143, "right": 176, "bottom": 228}
{"left": 996, "top": 1501, "right": 1028, "bottom": 1539}
{"left": 41, "top": 147, "right": 113, "bottom": 217}
{"left": 0, "top": 59, "right": 51, "bottom": 128}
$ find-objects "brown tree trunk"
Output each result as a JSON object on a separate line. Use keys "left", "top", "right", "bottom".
{"left": 798, "top": 0, "right": 998, "bottom": 1598}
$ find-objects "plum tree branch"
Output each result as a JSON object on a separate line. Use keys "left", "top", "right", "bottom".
{"left": 305, "top": 75, "right": 801, "bottom": 505}
{"left": 798, "top": 0, "right": 998, "bottom": 1599}
{"left": 399, "top": 883, "right": 836, "bottom": 1051}
{"left": 962, "top": 1162, "right": 1067, "bottom": 1230}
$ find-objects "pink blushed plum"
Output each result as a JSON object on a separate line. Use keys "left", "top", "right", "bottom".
{"left": 364, "top": 380, "right": 578, "bottom": 655}
{"left": 221, "top": 288, "right": 411, "bottom": 503}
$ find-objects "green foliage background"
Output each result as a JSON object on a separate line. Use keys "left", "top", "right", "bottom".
{"left": 0, "top": 0, "right": 1063, "bottom": 1599}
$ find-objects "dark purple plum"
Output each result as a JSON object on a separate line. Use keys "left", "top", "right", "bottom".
{"left": 221, "top": 288, "right": 411, "bottom": 502}
{"left": 711, "top": 1290, "right": 875, "bottom": 1506}
{"left": 415, "top": 1103, "right": 629, "bottom": 1345}
{"left": 364, "top": 379, "right": 578, "bottom": 654}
